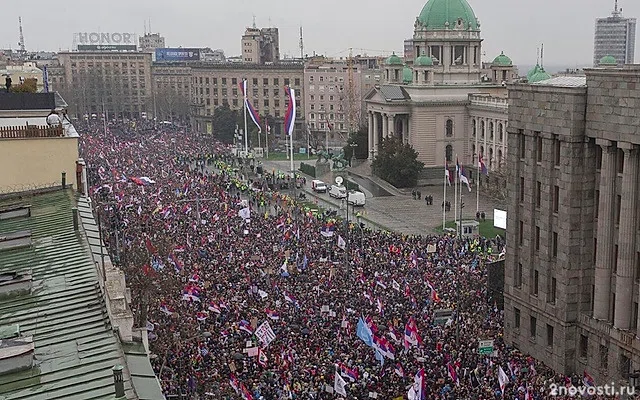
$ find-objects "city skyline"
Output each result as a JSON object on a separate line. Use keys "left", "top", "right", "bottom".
{"left": 2, "top": 0, "right": 639, "bottom": 66}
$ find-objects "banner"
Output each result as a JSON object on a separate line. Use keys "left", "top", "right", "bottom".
{"left": 255, "top": 321, "right": 276, "bottom": 347}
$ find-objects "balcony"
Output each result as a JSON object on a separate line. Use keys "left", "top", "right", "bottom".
{"left": 0, "top": 125, "right": 63, "bottom": 139}
{"left": 468, "top": 94, "right": 508, "bottom": 110}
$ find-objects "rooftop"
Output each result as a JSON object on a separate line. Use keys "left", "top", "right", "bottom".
{"left": 0, "top": 190, "right": 139, "bottom": 400}
{"left": 530, "top": 76, "right": 587, "bottom": 87}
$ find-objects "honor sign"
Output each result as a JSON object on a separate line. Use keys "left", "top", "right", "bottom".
{"left": 76, "top": 32, "right": 135, "bottom": 45}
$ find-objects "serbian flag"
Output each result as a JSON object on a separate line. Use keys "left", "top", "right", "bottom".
{"left": 130, "top": 177, "right": 145, "bottom": 186}
{"left": 159, "top": 303, "right": 174, "bottom": 315}
{"left": 229, "top": 374, "right": 240, "bottom": 393}
{"left": 408, "top": 368, "right": 425, "bottom": 400}
{"left": 257, "top": 347, "right": 268, "bottom": 367}
{"left": 447, "top": 363, "right": 459, "bottom": 385}
{"left": 337, "top": 362, "right": 358, "bottom": 382}
{"left": 445, "top": 158, "right": 452, "bottom": 186}
{"left": 238, "top": 320, "right": 254, "bottom": 334}
{"left": 167, "top": 253, "right": 183, "bottom": 272}
{"left": 479, "top": 154, "right": 488, "bottom": 175}
{"left": 283, "top": 292, "right": 298, "bottom": 307}
{"left": 240, "top": 384, "right": 254, "bottom": 400}
{"left": 240, "top": 79, "right": 262, "bottom": 133}
{"left": 266, "top": 309, "right": 280, "bottom": 320}
{"left": 404, "top": 317, "right": 422, "bottom": 349}
{"left": 196, "top": 311, "right": 208, "bottom": 322}
{"left": 182, "top": 285, "right": 200, "bottom": 302}
{"left": 284, "top": 86, "right": 296, "bottom": 136}
{"left": 583, "top": 370, "right": 595, "bottom": 387}
{"left": 145, "top": 238, "right": 157, "bottom": 254}
{"left": 459, "top": 165, "right": 472, "bottom": 192}
{"left": 388, "top": 325, "right": 401, "bottom": 343}
{"left": 208, "top": 302, "right": 221, "bottom": 314}
{"left": 395, "top": 363, "right": 405, "bottom": 378}
{"left": 189, "top": 273, "right": 200, "bottom": 283}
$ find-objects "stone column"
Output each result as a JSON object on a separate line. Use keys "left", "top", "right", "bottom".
{"left": 615, "top": 144, "right": 638, "bottom": 329}
{"left": 368, "top": 112, "right": 374, "bottom": 160}
{"left": 594, "top": 139, "right": 617, "bottom": 321}
{"left": 389, "top": 114, "right": 395, "bottom": 137}
{"left": 373, "top": 112, "right": 379, "bottom": 155}
{"left": 382, "top": 113, "right": 389, "bottom": 139}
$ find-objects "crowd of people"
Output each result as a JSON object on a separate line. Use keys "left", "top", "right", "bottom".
{"left": 79, "top": 120, "right": 625, "bottom": 399}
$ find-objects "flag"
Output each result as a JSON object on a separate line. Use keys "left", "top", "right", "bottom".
{"left": 459, "top": 165, "right": 472, "bottom": 192}
{"left": 373, "top": 335, "right": 395, "bottom": 360}
{"left": 337, "top": 235, "right": 346, "bottom": 250}
{"left": 229, "top": 374, "right": 240, "bottom": 393}
{"left": 337, "top": 362, "right": 359, "bottom": 382}
{"left": 498, "top": 366, "right": 509, "bottom": 395}
{"left": 334, "top": 371, "right": 347, "bottom": 396}
{"left": 392, "top": 280, "right": 401, "bottom": 291}
{"left": 479, "top": 154, "right": 488, "bottom": 175}
{"left": 394, "top": 363, "right": 405, "bottom": 378}
{"left": 238, "top": 207, "right": 251, "bottom": 220}
{"left": 388, "top": 325, "right": 401, "bottom": 343}
{"left": 284, "top": 86, "right": 296, "bottom": 136}
{"left": 182, "top": 285, "right": 200, "bottom": 302}
{"left": 404, "top": 317, "right": 422, "bottom": 349}
{"left": 266, "top": 309, "right": 280, "bottom": 320}
{"left": 159, "top": 303, "right": 174, "bottom": 315}
{"left": 145, "top": 238, "right": 157, "bottom": 254}
{"left": 257, "top": 348, "right": 268, "bottom": 367}
{"left": 376, "top": 298, "right": 383, "bottom": 315}
{"left": 408, "top": 368, "right": 425, "bottom": 400}
{"left": 208, "top": 301, "right": 221, "bottom": 314}
{"left": 583, "top": 370, "right": 595, "bottom": 387}
{"left": 447, "top": 363, "right": 459, "bottom": 385}
{"left": 240, "top": 79, "right": 262, "bottom": 132}
{"left": 445, "top": 159, "right": 452, "bottom": 186}
{"left": 356, "top": 316, "right": 373, "bottom": 347}
{"left": 238, "top": 320, "right": 254, "bottom": 334}
{"left": 375, "top": 277, "right": 387, "bottom": 290}
{"left": 139, "top": 176, "right": 156, "bottom": 185}
{"left": 283, "top": 292, "right": 298, "bottom": 306}
{"left": 196, "top": 311, "right": 208, "bottom": 322}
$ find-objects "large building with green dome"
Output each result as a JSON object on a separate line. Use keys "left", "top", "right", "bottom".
{"left": 365, "top": 0, "right": 521, "bottom": 172}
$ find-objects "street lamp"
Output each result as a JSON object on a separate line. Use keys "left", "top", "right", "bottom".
{"left": 348, "top": 142, "right": 358, "bottom": 167}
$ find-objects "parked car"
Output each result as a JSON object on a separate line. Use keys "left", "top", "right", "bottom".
{"left": 329, "top": 184, "right": 347, "bottom": 199}
{"left": 347, "top": 191, "right": 366, "bottom": 206}
{"left": 311, "top": 180, "right": 327, "bottom": 193}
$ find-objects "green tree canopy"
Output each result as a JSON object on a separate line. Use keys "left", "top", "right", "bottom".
{"left": 342, "top": 126, "right": 369, "bottom": 161}
{"left": 371, "top": 137, "right": 424, "bottom": 188}
{"left": 212, "top": 101, "right": 239, "bottom": 144}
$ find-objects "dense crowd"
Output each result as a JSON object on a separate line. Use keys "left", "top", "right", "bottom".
{"left": 79, "top": 120, "right": 630, "bottom": 399}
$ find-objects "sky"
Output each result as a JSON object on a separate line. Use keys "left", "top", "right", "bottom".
{"left": 3, "top": 0, "right": 639, "bottom": 67}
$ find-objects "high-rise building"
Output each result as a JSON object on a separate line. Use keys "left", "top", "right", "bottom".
{"left": 593, "top": 0, "right": 636, "bottom": 66}
{"left": 241, "top": 27, "right": 280, "bottom": 64}
{"left": 504, "top": 64, "right": 640, "bottom": 384}
{"left": 139, "top": 33, "right": 166, "bottom": 53}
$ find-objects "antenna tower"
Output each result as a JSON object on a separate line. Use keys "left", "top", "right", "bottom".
{"left": 541, "top": 43, "right": 544, "bottom": 69}
{"left": 18, "top": 17, "right": 26, "bottom": 56}
{"left": 252, "top": 15, "right": 257, "bottom": 29}
{"left": 299, "top": 26, "right": 304, "bottom": 60}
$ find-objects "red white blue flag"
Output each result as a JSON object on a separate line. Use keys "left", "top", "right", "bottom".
{"left": 240, "top": 79, "right": 262, "bottom": 133}
{"left": 284, "top": 86, "right": 296, "bottom": 136}
{"left": 479, "top": 154, "right": 488, "bottom": 175}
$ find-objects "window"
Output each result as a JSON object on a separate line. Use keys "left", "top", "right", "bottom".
{"left": 232, "top": 99, "right": 238, "bottom": 107}
{"left": 635, "top": 302, "right": 639, "bottom": 330}
{"left": 445, "top": 119, "right": 454, "bottom": 137}
{"left": 205, "top": 77, "right": 210, "bottom": 85}
{"left": 284, "top": 78, "right": 290, "bottom": 86}
{"left": 535, "top": 226, "right": 540, "bottom": 251}
{"left": 519, "top": 131, "right": 525, "bottom": 158}
{"left": 472, "top": 119, "right": 476, "bottom": 137}
{"left": 252, "top": 78, "right": 258, "bottom": 85}
{"left": 617, "top": 148, "right": 624, "bottom": 174}
{"left": 636, "top": 252, "right": 640, "bottom": 282}
{"left": 594, "top": 238, "right": 598, "bottom": 263}
{"left": 595, "top": 190, "right": 600, "bottom": 219}
{"left": 514, "top": 308, "right": 521, "bottom": 328}
{"left": 213, "top": 78, "right": 218, "bottom": 85}
{"left": 530, "top": 316, "right": 537, "bottom": 338}
{"left": 263, "top": 78, "right": 269, "bottom": 85}
{"left": 620, "top": 355, "right": 630, "bottom": 379}
{"left": 309, "top": 76, "right": 314, "bottom": 83}
{"left": 273, "top": 78, "right": 279, "bottom": 85}
{"left": 536, "top": 134, "right": 543, "bottom": 162}
{"left": 596, "top": 145, "right": 603, "bottom": 170}
{"left": 536, "top": 181, "right": 541, "bottom": 208}
{"left": 445, "top": 145, "right": 453, "bottom": 162}
{"left": 552, "top": 232, "right": 558, "bottom": 258}
{"left": 554, "top": 136, "right": 561, "bottom": 166}
{"left": 515, "top": 263, "right": 523, "bottom": 288}
{"left": 221, "top": 78, "right": 227, "bottom": 85}
{"left": 616, "top": 195, "right": 622, "bottom": 224}
{"left": 294, "top": 78, "right": 300, "bottom": 86}
{"left": 553, "top": 185, "right": 560, "bottom": 213}
{"left": 614, "top": 245, "right": 619, "bottom": 273}
{"left": 580, "top": 334, "right": 588, "bottom": 358}
{"left": 533, "top": 269, "right": 539, "bottom": 295}
{"left": 481, "top": 121, "right": 485, "bottom": 139}
{"left": 600, "top": 345, "right": 608, "bottom": 369}
{"left": 546, "top": 324, "right": 554, "bottom": 347}
{"left": 520, "top": 177, "right": 525, "bottom": 202}
{"left": 519, "top": 220, "right": 524, "bottom": 246}
{"left": 498, "top": 124, "right": 504, "bottom": 142}
{"left": 550, "top": 277, "right": 557, "bottom": 303}
{"left": 489, "top": 122, "right": 494, "bottom": 141}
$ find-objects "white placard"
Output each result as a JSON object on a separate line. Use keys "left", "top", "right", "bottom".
{"left": 255, "top": 321, "right": 277, "bottom": 347}
{"left": 494, "top": 209, "right": 507, "bottom": 230}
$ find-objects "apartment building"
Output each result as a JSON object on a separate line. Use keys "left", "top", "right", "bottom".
{"left": 241, "top": 27, "right": 280, "bottom": 64}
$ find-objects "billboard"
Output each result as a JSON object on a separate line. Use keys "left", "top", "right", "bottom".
{"left": 75, "top": 32, "right": 136, "bottom": 46}
{"left": 155, "top": 48, "right": 201, "bottom": 62}
{"left": 493, "top": 209, "right": 507, "bottom": 230}
{"left": 78, "top": 44, "right": 137, "bottom": 51}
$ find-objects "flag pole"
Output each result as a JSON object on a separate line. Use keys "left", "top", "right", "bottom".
{"left": 243, "top": 79, "right": 249, "bottom": 154}
{"left": 443, "top": 161, "right": 447, "bottom": 231}
{"left": 265, "top": 119, "right": 269, "bottom": 159}
{"left": 476, "top": 153, "right": 480, "bottom": 214}
{"left": 454, "top": 155, "right": 458, "bottom": 236}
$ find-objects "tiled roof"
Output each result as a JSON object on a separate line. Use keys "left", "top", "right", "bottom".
{"left": 0, "top": 190, "right": 137, "bottom": 400}
{"left": 531, "top": 76, "right": 587, "bottom": 87}
{"left": 379, "top": 85, "right": 410, "bottom": 101}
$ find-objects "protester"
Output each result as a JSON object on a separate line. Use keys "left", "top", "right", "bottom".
{"left": 79, "top": 119, "right": 622, "bottom": 400}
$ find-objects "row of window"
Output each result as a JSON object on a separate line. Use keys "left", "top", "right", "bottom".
{"left": 472, "top": 119, "right": 506, "bottom": 142}
{"left": 309, "top": 113, "right": 343, "bottom": 121}
{"left": 513, "top": 309, "right": 555, "bottom": 347}
{"left": 194, "top": 76, "right": 301, "bottom": 87}
{"left": 308, "top": 76, "right": 345, "bottom": 83}
{"left": 514, "top": 263, "right": 558, "bottom": 299}
{"left": 196, "top": 87, "right": 292, "bottom": 98}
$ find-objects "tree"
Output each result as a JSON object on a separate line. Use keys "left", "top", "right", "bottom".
{"left": 342, "top": 126, "right": 369, "bottom": 161}
{"left": 10, "top": 78, "right": 38, "bottom": 93}
{"left": 212, "top": 101, "right": 239, "bottom": 144}
{"left": 155, "top": 86, "right": 190, "bottom": 122}
{"left": 371, "top": 137, "right": 424, "bottom": 188}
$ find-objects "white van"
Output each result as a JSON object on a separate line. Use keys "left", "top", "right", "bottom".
{"left": 329, "top": 185, "right": 347, "bottom": 199}
{"left": 347, "top": 191, "right": 366, "bottom": 206}
{"left": 311, "top": 180, "right": 327, "bottom": 193}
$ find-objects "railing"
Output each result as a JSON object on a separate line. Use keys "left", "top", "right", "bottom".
{"left": 469, "top": 95, "right": 509, "bottom": 109}
{"left": 0, "top": 125, "right": 64, "bottom": 139}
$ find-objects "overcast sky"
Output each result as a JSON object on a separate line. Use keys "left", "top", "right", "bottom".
{"left": 3, "top": 0, "right": 639, "bottom": 66}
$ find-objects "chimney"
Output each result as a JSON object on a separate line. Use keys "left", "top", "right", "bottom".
{"left": 112, "top": 365, "right": 125, "bottom": 398}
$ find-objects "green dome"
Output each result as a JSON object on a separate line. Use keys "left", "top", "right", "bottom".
{"left": 527, "top": 64, "right": 540, "bottom": 80}
{"left": 385, "top": 53, "right": 403, "bottom": 65}
{"left": 418, "top": 0, "right": 479, "bottom": 30}
{"left": 599, "top": 55, "right": 617, "bottom": 65}
{"left": 492, "top": 51, "right": 512, "bottom": 66}
{"left": 415, "top": 54, "right": 434, "bottom": 66}
{"left": 529, "top": 67, "right": 552, "bottom": 83}
{"left": 403, "top": 65, "right": 413, "bottom": 84}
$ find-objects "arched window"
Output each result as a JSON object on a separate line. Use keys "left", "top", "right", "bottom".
{"left": 445, "top": 119, "right": 454, "bottom": 137}
{"left": 480, "top": 120, "right": 485, "bottom": 139}
{"left": 480, "top": 145, "right": 485, "bottom": 158}
{"left": 498, "top": 149, "right": 503, "bottom": 167}
{"left": 498, "top": 123, "right": 504, "bottom": 142}
{"left": 472, "top": 143, "right": 476, "bottom": 156}
{"left": 489, "top": 122, "right": 494, "bottom": 141}
{"left": 489, "top": 148, "right": 494, "bottom": 168}
{"left": 445, "top": 144, "right": 453, "bottom": 162}
{"left": 472, "top": 119, "right": 476, "bottom": 137}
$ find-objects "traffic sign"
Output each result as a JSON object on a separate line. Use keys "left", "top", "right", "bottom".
{"left": 478, "top": 339, "right": 494, "bottom": 355}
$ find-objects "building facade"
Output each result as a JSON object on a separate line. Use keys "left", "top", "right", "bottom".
{"left": 189, "top": 63, "right": 303, "bottom": 135}
{"left": 57, "top": 51, "right": 152, "bottom": 118}
{"left": 593, "top": 2, "right": 636, "bottom": 66}
{"left": 504, "top": 65, "right": 640, "bottom": 384}
{"left": 241, "top": 27, "right": 280, "bottom": 65}
{"left": 139, "top": 33, "right": 166, "bottom": 54}
{"left": 151, "top": 63, "right": 192, "bottom": 121}
{"left": 365, "top": 0, "right": 514, "bottom": 171}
